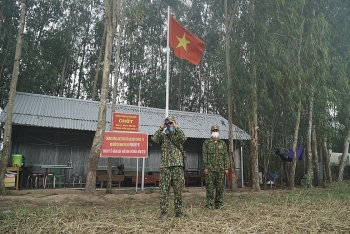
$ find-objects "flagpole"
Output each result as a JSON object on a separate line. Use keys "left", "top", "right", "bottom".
{"left": 166, "top": 6, "right": 170, "bottom": 118}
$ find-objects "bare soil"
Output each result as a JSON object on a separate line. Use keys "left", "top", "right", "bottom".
{"left": 0, "top": 186, "right": 254, "bottom": 212}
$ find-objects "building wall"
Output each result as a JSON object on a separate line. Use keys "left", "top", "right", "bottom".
{"left": 9, "top": 125, "right": 242, "bottom": 185}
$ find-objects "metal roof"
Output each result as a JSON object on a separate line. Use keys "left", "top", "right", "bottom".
{"left": 0, "top": 92, "right": 251, "bottom": 140}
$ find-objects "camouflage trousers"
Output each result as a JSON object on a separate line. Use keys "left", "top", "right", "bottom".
{"left": 159, "top": 166, "right": 184, "bottom": 215}
{"left": 205, "top": 171, "right": 225, "bottom": 209}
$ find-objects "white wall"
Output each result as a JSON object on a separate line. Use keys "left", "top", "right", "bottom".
{"left": 329, "top": 149, "right": 350, "bottom": 166}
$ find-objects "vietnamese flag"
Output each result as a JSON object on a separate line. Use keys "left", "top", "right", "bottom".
{"left": 169, "top": 15, "right": 205, "bottom": 66}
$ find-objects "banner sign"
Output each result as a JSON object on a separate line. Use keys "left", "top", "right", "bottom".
{"left": 112, "top": 112, "right": 139, "bottom": 132}
{"left": 101, "top": 131, "right": 148, "bottom": 158}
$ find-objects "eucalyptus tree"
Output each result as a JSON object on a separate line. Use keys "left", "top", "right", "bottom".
{"left": 85, "top": 0, "right": 121, "bottom": 195}
{"left": 0, "top": 1, "right": 20, "bottom": 109}
{"left": 75, "top": 1, "right": 94, "bottom": 99}
{"left": 257, "top": 0, "right": 309, "bottom": 189}
{"left": 118, "top": 0, "right": 166, "bottom": 107}
{"left": 325, "top": 1, "right": 350, "bottom": 182}
{"left": 66, "top": 0, "right": 105, "bottom": 99}
{"left": 9, "top": 0, "right": 105, "bottom": 99}
{"left": 302, "top": 0, "right": 329, "bottom": 187}
{"left": 18, "top": 0, "right": 67, "bottom": 96}
{"left": 248, "top": 1, "right": 293, "bottom": 188}
{"left": 217, "top": 0, "right": 238, "bottom": 191}
{"left": 232, "top": 0, "right": 329, "bottom": 190}
{"left": 91, "top": 22, "right": 106, "bottom": 101}
{"left": 118, "top": 0, "right": 213, "bottom": 112}
{"left": 106, "top": 3, "right": 125, "bottom": 194}
{"left": 0, "top": 0, "right": 27, "bottom": 195}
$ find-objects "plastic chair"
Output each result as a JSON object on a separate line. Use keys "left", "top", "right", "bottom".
{"left": 27, "top": 172, "right": 45, "bottom": 188}
{"left": 26, "top": 173, "right": 37, "bottom": 188}
{"left": 36, "top": 173, "right": 46, "bottom": 188}
{"left": 44, "top": 172, "right": 55, "bottom": 188}
{"left": 26, "top": 165, "right": 36, "bottom": 188}
{"left": 69, "top": 174, "right": 82, "bottom": 187}
{"left": 46, "top": 168, "right": 64, "bottom": 188}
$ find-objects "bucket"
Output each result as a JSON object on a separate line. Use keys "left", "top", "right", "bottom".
{"left": 12, "top": 154, "right": 23, "bottom": 167}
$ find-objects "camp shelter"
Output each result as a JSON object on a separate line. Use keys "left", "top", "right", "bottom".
{"left": 0, "top": 92, "right": 250, "bottom": 186}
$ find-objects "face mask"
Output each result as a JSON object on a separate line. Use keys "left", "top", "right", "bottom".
{"left": 211, "top": 132, "right": 219, "bottom": 138}
{"left": 167, "top": 126, "right": 174, "bottom": 133}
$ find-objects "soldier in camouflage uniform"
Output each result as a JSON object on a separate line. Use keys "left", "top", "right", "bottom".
{"left": 202, "top": 125, "right": 230, "bottom": 210}
{"left": 151, "top": 116, "right": 187, "bottom": 220}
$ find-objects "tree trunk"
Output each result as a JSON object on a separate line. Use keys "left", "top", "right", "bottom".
{"left": 92, "top": 23, "right": 107, "bottom": 101}
{"left": 0, "top": 0, "right": 4, "bottom": 38}
{"left": 306, "top": 93, "right": 313, "bottom": 187}
{"left": 225, "top": 0, "right": 239, "bottom": 191}
{"left": 76, "top": 13, "right": 92, "bottom": 99}
{"left": 288, "top": 13, "right": 304, "bottom": 189}
{"left": 262, "top": 130, "right": 273, "bottom": 190}
{"left": 312, "top": 125, "right": 320, "bottom": 186}
{"left": 0, "top": 38, "right": 10, "bottom": 83}
{"left": 85, "top": 0, "right": 121, "bottom": 195}
{"left": 322, "top": 134, "right": 332, "bottom": 183}
{"left": 248, "top": 2, "right": 260, "bottom": 192}
{"left": 337, "top": 125, "right": 350, "bottom": 181}
{"left": 0, "top": 0, "right": 27, "bottom": 195}
{"left": 59, "top": 56, "right": 68, "bottom": 97}
{"left": 106, "top": 10, "right": 123, "bottom": 194}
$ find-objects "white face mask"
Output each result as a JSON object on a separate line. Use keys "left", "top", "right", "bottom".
{"left": 211, "top": 132, "right": 219, "bottom": 138}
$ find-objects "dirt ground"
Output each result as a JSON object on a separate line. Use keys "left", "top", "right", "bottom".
{"left": 0, "top": 186, "right": 255, "bottom": 212}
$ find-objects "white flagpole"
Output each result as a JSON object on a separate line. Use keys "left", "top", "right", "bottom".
{"left": 166, "top": 6, "right": 170, "bottom": 118}
{"left": 136, "top": 158, "right": 138, "bottom": 192}
{"left": 139, "top": 80, "right": 145, "bottom": 191}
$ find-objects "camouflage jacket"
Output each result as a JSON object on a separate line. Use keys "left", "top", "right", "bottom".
{"left": 202, "top": 138, "right": 230, "bottom": 171}
{"left": 151, "top": 127, "right": 187, "bottom": 168}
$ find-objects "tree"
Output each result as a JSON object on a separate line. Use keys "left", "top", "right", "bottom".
{"left": 0, "top": 0, "right": 27, "bottom": 195}
{"left": 224, "top": 0, "right": 239, "bottom": 191}
{"left": 85, "top": 0, "right": 121, "bottom": 195}
{"left": 106, "top": 1, "right": 124, "bottom": 194}
{"left": 92, "top": 23, "right": 106, "bottom": 101}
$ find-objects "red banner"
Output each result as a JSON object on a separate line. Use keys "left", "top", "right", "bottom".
{"left": 112, "top": 112, "right": 139, "bottom": 132}
{"left": 101, "top": 131, "right": 148, "bottom": 158}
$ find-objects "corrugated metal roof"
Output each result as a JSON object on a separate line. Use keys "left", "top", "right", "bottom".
{"left": 0, "top": 92, "right": 251, "bottom": 140}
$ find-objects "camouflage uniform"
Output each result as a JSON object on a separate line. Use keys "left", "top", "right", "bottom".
{"left": 151, "top": 118, "right": 187, "bottom": 217}
{"left": 202, "top": 127, "right": 230, "bottom": 209}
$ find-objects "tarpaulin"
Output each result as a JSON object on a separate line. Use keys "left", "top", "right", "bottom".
{"left": 274, "top": 146, "right": 305, "bottom": 162}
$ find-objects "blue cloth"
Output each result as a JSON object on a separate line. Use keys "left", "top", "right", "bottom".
{"left": 259, "top": 165, "right": 281, "bottom": 181}
{"left": 275, "top": 146, "right": 305, "bottom": 162}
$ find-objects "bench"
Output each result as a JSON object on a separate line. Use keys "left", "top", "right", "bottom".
{"left": 132, "top": 174, "right": 159, "bottom": 187}
{"left": 96, "top": 170, "right": 124, "bottom": 188}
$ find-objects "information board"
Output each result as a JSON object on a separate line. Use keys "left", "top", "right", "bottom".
{"left": 101, "top": 131, "right": 148, "bottom": 158}
{"left": 112, "top": 112, "right": 139, "bottom": 132}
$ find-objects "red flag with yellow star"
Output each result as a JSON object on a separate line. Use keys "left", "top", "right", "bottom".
{"left": 169, "top": 15, "right": 205, "bottom": 66}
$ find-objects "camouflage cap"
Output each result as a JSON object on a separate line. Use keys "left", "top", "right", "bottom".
{"left": 166, "top": 116, "right": 176, "bottom": 123}
{"left": 211, "top": 125, "right": 220, "bottom": 131}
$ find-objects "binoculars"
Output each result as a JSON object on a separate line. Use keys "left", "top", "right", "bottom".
{"left": 164, "top": 119, "right": 172, "bottom": 125}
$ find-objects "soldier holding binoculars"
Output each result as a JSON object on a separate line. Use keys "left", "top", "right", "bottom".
{"left": 151, "top": 116, "right": 187, "bottom": 220}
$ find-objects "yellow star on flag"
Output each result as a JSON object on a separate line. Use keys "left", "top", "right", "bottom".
{"left": 176, "top": 33, "right": 190, "bottom": 51}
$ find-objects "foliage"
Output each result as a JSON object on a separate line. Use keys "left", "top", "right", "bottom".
{"left": 301, "top": 172, "right": 313, "bottom": 188}
{"left": 2, "top": 0, "right": 350, "bottom": 185}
